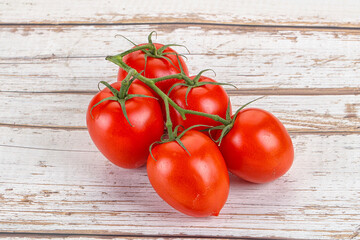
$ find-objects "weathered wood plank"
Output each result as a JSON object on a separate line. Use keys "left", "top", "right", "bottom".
{"left": 5, "top": 24, "right": 360, "bottom": 59}
{"left": 1, "top": 0, "right": 360, "bottom": 27}
{"left": 1, "top": 57, "right": 360, "bottom": 93}
{"left": 0, "top": 93, "right": 358, "bottom": 132}
{"left": 0, "top": 132, "right": 359, "bottom": 239}
{"left": 1, "top": 25, "right": 360, "bottom": 92}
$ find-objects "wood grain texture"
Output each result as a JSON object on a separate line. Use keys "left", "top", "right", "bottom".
{"left": 1, "top": 0, "right": 360, "bottom": 28}
{"left": 0, "top": 130, "right": 359, "bottom": 239}
{"left": 1, "top": 25, "right": 360, "bottom": 93}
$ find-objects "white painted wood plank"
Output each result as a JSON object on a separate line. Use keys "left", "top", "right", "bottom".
{"left": 0, "top": 93, "right": 358, "bottom": 131}
{"left": 1, "top": 0, "right": 360, "bottom": 27}
{"left": 0, "top": 127, "right": 94, "bottom": 152}
{"left": 1, "top": 26, "right": 360, "bottom": 91}
{"left": 0, "top": 131, "right": 359, "bottom": 239}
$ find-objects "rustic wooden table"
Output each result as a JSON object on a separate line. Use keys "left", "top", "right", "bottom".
{"left": 1, "top": 1, "right": 360, "bottom": 239}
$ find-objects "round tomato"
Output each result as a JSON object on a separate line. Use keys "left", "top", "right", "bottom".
{"left": 147, "top": 130, "right": 229, "bottom": 217}
{"left": 118, "top": 43, "right": 189, "bottom": 94}
{"left": 168, "top": 76, "right": 230, "bottom": 134}
{"left": 218, "top": 108, "right": 294, "bottom": 183}
{"left": 86, "top": 82, "right": 164, "bottom": 169}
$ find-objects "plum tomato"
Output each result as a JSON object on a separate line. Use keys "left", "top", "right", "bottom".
{"left": 86, "top": 82, "right": 164, "bottom": 169}
{"left": 218, "top": 108, "right": 294, "bottom": 183}
{"left": 147, "top": 130, "right": 229, "bottom": 217}
{"left": 168, "top": 75, "right": 230, "bottom": 134}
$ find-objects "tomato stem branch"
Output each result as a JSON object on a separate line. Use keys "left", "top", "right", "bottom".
{"left": 118, "top": 44, "right": 154, "bottom": 57}
{"left": 151, "top": 73, "right": 183, "bottom": 83}
{"left": 164, "top": 98, "right": 174, "bottom": 140}
{"left": 105, "top": 55, "right": 230, "bottom": 126}
{"left": 118, "top": 69, "right": 135, "bottom": 99}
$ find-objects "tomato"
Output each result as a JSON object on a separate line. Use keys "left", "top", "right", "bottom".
{"left": 147, "top": 130, "right": 229, "bottom": 217}
{"left": 86, "top": 82, "right": 164, "bottom": 169}
{"left": 218, "top": 108, "right": 294, "bottom": 183}
{"left": 168, "top": 76, "right": 230, "bottom": 134}
{"left": 118, "top": 43, "right": 189, "bottom": 94}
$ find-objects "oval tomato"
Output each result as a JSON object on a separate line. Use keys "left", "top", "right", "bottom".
{"left": 118, "top": 43, "right": 189, "bottom": 94}
{"left": 169, "top": 76, "right": 230, "bottom": 133}
{"left": 219, "top": 108, "right": 294, "bottom": 183}
{"left": 86, "top": 82, "right": 164, "bottom": 169}
{"left": 147, "top": 130, "right": 229, "bottom": 217}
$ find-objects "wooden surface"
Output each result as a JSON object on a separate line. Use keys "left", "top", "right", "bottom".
{"left": 1, "top": 1, "right": 359, "bottom": 239}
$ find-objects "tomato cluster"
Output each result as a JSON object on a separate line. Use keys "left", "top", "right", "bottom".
{"left": 86, "top": 33, "right": 294, "bottom": 217}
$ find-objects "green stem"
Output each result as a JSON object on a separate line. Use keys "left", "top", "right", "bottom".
{"left": 152, "top": 73, "right": 183, "bottom": 83}
{"left": 119, "top": 80, "right": 129, "bottom": 99}
{"left": 182, "top": 109, "right": 229, "bottom": 124}
{"left": 163, "top": 98, "right": 174, "bottom": 140}
{"left": 105, "top": 55, "right": 231, "bottom": 126}
{"left": 118, "top": 69, "right": 135, "bottom": 99}
{"left": 118, "top": 44, "right": 154, "bottom": 57}
{"left": 182, "top": 75, "right": 195, "bottom": 85}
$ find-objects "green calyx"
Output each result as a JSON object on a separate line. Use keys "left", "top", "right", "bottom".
{"left": 167, "top": 68, "right": 237, "bottom": 106}
{"left": 208, "top": 96, "right": 266, "bottom": 145}
{"left": 90, "top": 73, "right": 157, "bottom": 127}
{"left": 149, "top": 124, "right": 213, "bottom": 161}
{"left": 116, "top": 31, "right": 190, "bottom": 74}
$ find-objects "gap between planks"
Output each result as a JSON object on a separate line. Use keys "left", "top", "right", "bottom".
{"left": 1, "top": 88, "right": 359, "bottom": 96}
{"left": 0, "top": 232, "right": 305, "bottom": 240}
{"left": 0, "top": 123, "right": 359, "bottom": 135}
{"left": 1, "top": 0, "right": 360, "bottom": 29}
{"left": 1, "top": 22, "right": 360, "bottom": 32}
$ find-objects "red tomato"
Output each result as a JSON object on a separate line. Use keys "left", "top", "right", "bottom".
{"left": 86, "top": 82, "right": 164, "bottom": 169}
{"left": 147, "top": 130, "right": 229, "bottom": 217}
{"left": 219, "top": 108, "right": 294, "bottom": 183}
{"left": 118, "top": 43, "right": 189, "bottom": 94}
{"left": 168, "top": 76, "right": 230, "bottom": 134}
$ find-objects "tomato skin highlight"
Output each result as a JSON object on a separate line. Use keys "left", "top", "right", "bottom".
{"left": 118, "top": 43, "right": 189, "bottom": 94}
{"left": 219, "top": 108, "right": 294, "bottom": 183}
{"left": 86, "top": 82, "right": 164, "bottom": 169}
{"left": 169, "top": 76, "right": 230, "bottom": 133}
{"left": 147, "top": 130, "right": 229, "bottom": 217}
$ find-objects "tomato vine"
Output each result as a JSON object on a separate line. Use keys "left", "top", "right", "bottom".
{"left": 86, "top": 33, "right": 294, "bottom": 216}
